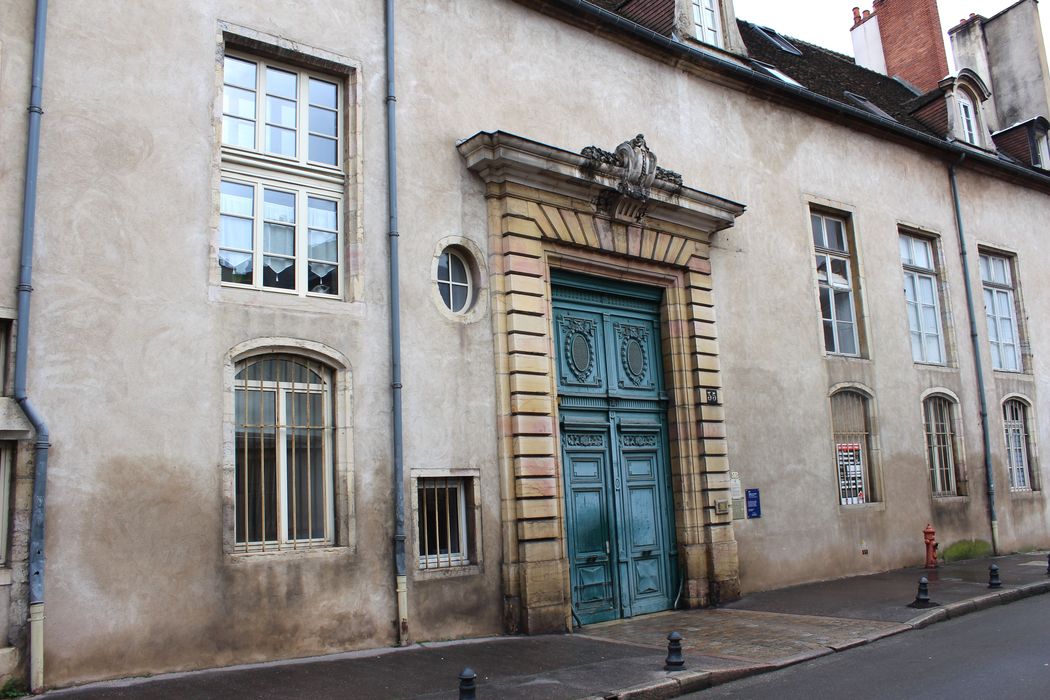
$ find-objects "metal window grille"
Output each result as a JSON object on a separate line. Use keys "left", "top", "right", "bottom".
{"left": 1003, "top": 399, "right": 1032, "bottom": 491}
{"left": 923, "top": 396, "right": 958, "bottom": 496}
{"left": 831, "top": 391, "right": 871, "bottom": 504}
{"left": 417, "top": 477, "right": 469, "bottom": 569}
{"left": 234, "top": 355, "right": 334, "bottom": 552}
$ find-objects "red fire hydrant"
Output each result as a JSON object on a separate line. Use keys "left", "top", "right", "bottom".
{"left": 924, "top": 523, "right": 938, "bottom": 568}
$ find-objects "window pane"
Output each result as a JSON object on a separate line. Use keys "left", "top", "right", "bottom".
{"left": 925, "top": 334, "right": 943, "bottom": 364}
{"left": 834, "top": 290, "right": 854, "bottom": 323}
{"left": 263, "top": 189, "right": 295, "bottom": 223}
{"left": 830, "top": 258, "right": 849, "bottom": 287}
{"left": 266, "top": 125, "right": 297, "bottom": 156}
{"left": 811, "top": 214, "right": 824, "bottom": 248}
{"left": 221, "top": 215, "right": 253, "bottom": 250}
{"left": 235, "top": 388, "right": 277, "bottom": 544}
{"left": 906, "top": 301, "right": 921, "bottom": 335}
{"left": 921, "top": 305, "right": 938, "bottom": 334}
{"left": 439, "top": 281, "right": 452, "bottom": 309}
{"left": 221, "top": 181, "right": 254, "bottom": 217}
{"left": 309, "top": 135, "right": 338, "bottom": 165}
{"left": 826, "top": 219, "right": 846, "bottom": 251}
{"left": 992, "top": 257, "right": 1008, "bottom": 285}
{"left": 309, "top": 78, "right": 337, "bottom": 108}
{"left": 450, "top": 253, "right": 468, "bottom": 284}
{"left": 309, "top": 230, "right": 338, "bottom": 262}
{"left": 438, "top": 252, "right": 450, "bottom": 283}
{"left": 263, "top": 256, "right": 296, "bottom": 289}
{"left": 822, "top": 320, "right": 835, "bottom": 352}
{"left": 818, "top": 286, "right": 832, "bottom": 321}
{"left": 267, "top": 96, "right": 297, "bottom": 128}
{"left": 910, "top": 331, "right": 923, "bottom": 361}
{"left": 220, "top": 250, "right": 253, "bottom": 285}
{"left": 308, "top": 198, "right": 338, "bottom": 229}
{"left": 308, "top": 262, "right": 338, "bottom": 295}
{"left": 452, "top": 284, "right": 468, "bottom": 312}
{"left": 917, "top": 275, "right": 936, "bottom": 305}
{"left": 222, "top": 117, "right": 255, "bottom": 149}
{"left": 224, "top": 56, "right": 257, "bottom": 89}
{"left": 224, "top": 86, "right": 256, "bottom": 119}
{"left": 309, "top": 106, "right": 337, "bottom": 136}
{"left": 266, "top": 67, "right": 297, "bottom": 99}
{"left": 899, "top": 235, "right": 912, "bottom": 266}
{"left": 815, "top": 255, "right": 828, "bottom": 283}
{"left": 264, "top": 223, "right": 295, "bottom": 256}
{"left": 979, "top": 255, "right": 990, "bottom": 282}
{"left": 837, "top": 322, "right": 857, "bottom": 354}
{"left": 914, "top": 239, "right": 932, "bottom": 269}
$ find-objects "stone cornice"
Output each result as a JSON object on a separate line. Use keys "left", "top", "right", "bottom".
{"left": 457, "top": 131, "right": 746, "bottom": 238}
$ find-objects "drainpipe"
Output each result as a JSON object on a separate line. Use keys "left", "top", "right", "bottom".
{"left": 384, "top": 0, "right": 409, "bottom": 645}
{"left": 14, "top": 0, "right": 51, "bottom": 691}
{"left": 948, "top": 156, "right": 999, "bottom": 554}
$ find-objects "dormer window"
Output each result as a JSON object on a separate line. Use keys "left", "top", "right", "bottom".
{"left": 957, "top": 90, "right": 977, "bottom": 144}
{"left": 692, "top": 0, "right": 723, "bottom": 47}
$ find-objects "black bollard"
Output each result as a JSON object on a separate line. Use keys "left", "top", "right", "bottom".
{"left": 988, "top": 564, "right": 1002, "bottom": 589}
{"left": 1046, "top": 553, "right": 1049, "bottom": 576}
{"left": 665, "top": 631, "right": 685, "bottom": 671}
{"left": 915, "top": 576, "right": 930, "bottom": 605}
{"left": 458, "top": 667, "right": 477, "bottom": 700}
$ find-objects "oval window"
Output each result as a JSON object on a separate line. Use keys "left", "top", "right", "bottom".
{"left": 437, "top": 248, "right": 472, "bottom": 313}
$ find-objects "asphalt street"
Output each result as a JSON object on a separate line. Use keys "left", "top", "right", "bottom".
{"left": 687, "top": 591, "right": 1050, "bottom": 700}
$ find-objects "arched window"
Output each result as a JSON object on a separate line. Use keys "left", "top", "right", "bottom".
{"left": 957, "top": 90, "right": 978, "bottom": 145}
{"left": 1003, "top": 399, "right": 1034, "bottom": 491}
{"left": 923, "top": 395, "right": 959, "bottom": 496}
{"left": 234, "top": 354, "right": 334, "bottom": 550}
{"left": 830, "top": 390, "right": 876, "bottom": 504}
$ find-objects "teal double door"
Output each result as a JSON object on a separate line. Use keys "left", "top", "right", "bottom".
{"left": 553, "top": 274, "right": 677, "bottom": 625}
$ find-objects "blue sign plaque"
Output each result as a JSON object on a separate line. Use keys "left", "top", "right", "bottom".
{"left": 745, "top": 488, "right": 761, "bottom": 519}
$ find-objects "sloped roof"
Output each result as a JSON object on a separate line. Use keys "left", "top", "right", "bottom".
{"left": 736, "top": 20, "right": 937, "bottom": 136}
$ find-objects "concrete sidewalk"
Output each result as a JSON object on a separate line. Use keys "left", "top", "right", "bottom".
{"left": 47, "top": 551, "right": 1050, "bottom": 700}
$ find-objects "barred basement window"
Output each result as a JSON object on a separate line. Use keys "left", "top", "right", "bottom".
{"left": 417, "top": 477, "right": 473, "bottom": 569}
{"left": 923, "top": 395, "right": 959, "bottom": 496}
{"left": 831, "top": 390, "right": 875, "bottom": 504}
{"left": 234, "top": 355, "right": 334, "bottom": 551}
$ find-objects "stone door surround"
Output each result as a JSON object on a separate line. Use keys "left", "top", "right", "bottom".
{"left": 458, "top": 131, "right": 746, "bottom": 633}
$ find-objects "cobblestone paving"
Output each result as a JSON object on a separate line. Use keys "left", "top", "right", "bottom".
{"left": 579, "top": 608, "right": 908, "bottom": 664}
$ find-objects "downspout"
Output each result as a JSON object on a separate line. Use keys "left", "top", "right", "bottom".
{"left": 15, "top": 0, "right": 51, "bottom": 691}
{"left": 948, "top": 156, "right": 999, "bottom": 554}
{"left": 384, "top": 0, "right": 409, "bottom": 645}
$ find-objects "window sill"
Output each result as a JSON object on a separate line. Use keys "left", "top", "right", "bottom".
{"left": 824, "top": 353, "right": 869, "bottom": 363}
{"left": 0, "top": 568, "right": 10, "bottom": 587}
{"left": 931, "top": 494, "right": 969, "bottom": 505}
{"left": 226, "top": 545, "right": 351, "bottom": 562}
{"left": 211, "top": 284, "right": 365, "bottom": 317}
{"left": 914, "top": 362, "right": 956, "bottom": 372}
{"left": 838, "top": 501, "right": 885, "bottom": 513}
{"left": 1008, "top": 488, "right": 1041, "bottom": 499}
{"left": 414, "top": 563, "right": 482, "bottom": 581}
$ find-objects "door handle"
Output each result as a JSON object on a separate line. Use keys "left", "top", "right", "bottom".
{"left": 605, "top": 540, "right": 610, "bottom": 555}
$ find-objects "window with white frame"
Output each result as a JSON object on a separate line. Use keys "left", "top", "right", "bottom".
{"left": 220, "top": 52, "right": 343, "bottom": 297}
{"left": 692, "top": 0, "right": 723, "bottom": 47}
{"left": 979, "top": 252, "right": 1022, "bottom": 371}
{"left": 436, "top": 248, "right": 473, "bottom": 314}
{"left": 234, "top": 354, "right": 334, "bottom": 551}
{"left": 417, "top": 477, "right": 474, "bottom": 569}
{"left": 899, "top": 234, "right": 945, "bottom": 364}
{"left": 1003, "top": 399, "right": 1035, "bottom": 491}
{"left": 812, "top": 212, "right": 860, "bottom": 356}
{"left": 957, "top": 90, "right": 977, "bottom": 145}
{"left": 831, "top": 390, "right": 876, "bottom": 504}
{"left": 923, "top": 395, "right": 959, "bottom": 496}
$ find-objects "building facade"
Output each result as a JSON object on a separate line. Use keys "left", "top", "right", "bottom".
{"left": 1, "top": 0, "right": 1048, "bottom": 689}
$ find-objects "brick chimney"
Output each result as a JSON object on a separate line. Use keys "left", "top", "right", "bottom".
{"left": 850, "top": 0, "right": 949, "bottom": 93}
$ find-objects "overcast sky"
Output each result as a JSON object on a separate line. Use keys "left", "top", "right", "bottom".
{"left": 733, "top": 0, "right": 1049, "bottom": 70}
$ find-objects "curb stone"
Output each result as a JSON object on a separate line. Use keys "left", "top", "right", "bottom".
{"left": 601, "top": 579, "right": 1050, "bottom": 700}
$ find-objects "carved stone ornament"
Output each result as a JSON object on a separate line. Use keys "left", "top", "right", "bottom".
{"left": 581, "top": 134, "right": 683, "bottom": 222}
{"left": 615, "top": 134, "right": 657, "bottom": 200}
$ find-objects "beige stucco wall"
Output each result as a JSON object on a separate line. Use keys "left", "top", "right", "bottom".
{"left": 0, "top": 0, "right": 1047, "bottom": 688}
